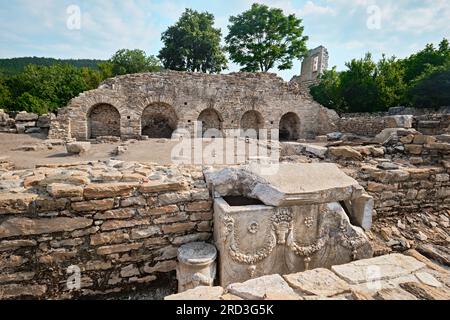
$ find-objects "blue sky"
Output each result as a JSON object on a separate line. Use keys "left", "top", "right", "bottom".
{"left": 0, "top": 0, "right": 449, "bottom": 80}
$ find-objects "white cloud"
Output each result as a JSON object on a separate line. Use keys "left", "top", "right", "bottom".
{"left": 301, "top": 1, "right": 335, "bottom": 16}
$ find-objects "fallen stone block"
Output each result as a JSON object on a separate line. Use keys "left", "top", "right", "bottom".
{"left": 66, "top": 142, "right": 91, "bottom": 155}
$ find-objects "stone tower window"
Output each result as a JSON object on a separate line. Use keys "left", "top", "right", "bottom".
{"left": 312, "top": 56, "right": 319, "bottom": 72}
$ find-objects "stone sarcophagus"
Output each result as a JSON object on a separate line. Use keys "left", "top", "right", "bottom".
{"left": 205, "top": 163, "right": 374, "bottom": 287}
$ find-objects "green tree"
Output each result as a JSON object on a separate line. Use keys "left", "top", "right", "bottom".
{"left": 6, "top": 64, "right": 96, "bottom": 114}
{"left": 340, "top": 53, "right": 379, "bottom": 113}
{"left": 225, "top": 3, "right": 308, "bottom": 72}
{"left": 98, "top": 61, "right": 113, "bottom": 79}
{"left": 407, "top": 61, "right": 450, "bottom": 107}
{"left": 14, "top": 92, "right": 49, "bottom": 114}
{"left": 0, "top": 79, "right": 12, "bottom": 109}
{"left": 402, "top": 38, "right": 450, "bottom": 83}
{"left": 310, "top": 68, "right": 346, "bottom": 113}
{"left": 159, "top": 9, "right": 227, "bottom": 73}
{"left": 376, "top": 55, "right": 407, "bottom": 109}
{"left": 110, "top": 49, "right": 162, "bottom": 76}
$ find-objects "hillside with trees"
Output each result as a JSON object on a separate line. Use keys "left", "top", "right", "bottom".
{"left": 0, "top": 57, "right": 105, "bottom": 76}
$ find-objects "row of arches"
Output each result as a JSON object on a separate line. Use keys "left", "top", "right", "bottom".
{"left": 87, "top": 104, "right": 301, "bottom": 141}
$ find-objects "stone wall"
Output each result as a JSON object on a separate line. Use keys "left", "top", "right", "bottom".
{"left": 358, "top": 164, "right": 450, "bottom": 217}
{"left": 49, "top": 71, "right": 340, "bottom": 141}
{"left": 0, "top": 161, "right": 213, "bottom": 299}
{"left": 338, "top": 114, "right": 389, "bottom": 136}
{"left": 0, "top": 110, "right": 54, "bottom": 135}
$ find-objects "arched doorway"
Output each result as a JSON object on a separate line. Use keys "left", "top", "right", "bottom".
{"left": 198, "top": 108, "right": 222, "bottom": 137}
{"left": 141, "top": 103, "right": 178, "bottom": 138}
{"left": 279, "top": 112, "right": 301, "bottom": 141}
{"left": 240, "top": 110, "right": 264, "bottom": 139}
{"left": 88, "top": 104, "right": 121, "bottom": 139}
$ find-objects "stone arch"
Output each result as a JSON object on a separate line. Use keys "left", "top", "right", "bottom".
{"left": 197, "top": 108, "right": 223, "bottom": 136}
{"left": 88, "top": 104, "right": 121, "bottom": 139}
{"left": 279, "top": 112, "right": 301, "bottom": 141}
{"left": 141, "top": 102, "right": 178, "bottom": 138}
{"left": 240, "top": 110, "right": 264, "bottom": 139}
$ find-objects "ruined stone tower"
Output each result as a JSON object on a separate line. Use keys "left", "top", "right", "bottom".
{"left": 298, "top": 46, "right": 329, "bottom": 88}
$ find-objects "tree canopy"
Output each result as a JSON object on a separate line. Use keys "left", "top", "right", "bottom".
{"left": 109, "top": 49, "right": 162, "bottom": 76}
{"left": 310, "top": 38, "right": 450, "bottom": 113}
{"left": 225, "top": 3, "right": 308, "bottom": 72}
{"left": 159, "top": 9, "right": 227, "bottom": 73}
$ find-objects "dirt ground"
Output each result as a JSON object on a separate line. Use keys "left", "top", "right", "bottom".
{"left": 0, "top": 133, "right": 277, "bottom": 169}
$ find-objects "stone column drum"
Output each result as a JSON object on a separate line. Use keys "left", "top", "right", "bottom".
{"left": 176, "top": 242, "right": 218, "bottom": 293}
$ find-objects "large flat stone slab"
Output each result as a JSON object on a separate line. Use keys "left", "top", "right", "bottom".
{"left": 248, "top": 163, "right": 362, "bottom": 206}
{"left": 283, "top": 268, "right": 351, "bottom": 297}
{"left": 332, "top": 254, "right": 426, "bottom": 284}
{"left": 226, "top": 274, "right": 299, "bottom": 300}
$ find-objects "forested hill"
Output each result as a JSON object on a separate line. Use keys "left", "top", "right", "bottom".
{"left": 0, "top": 57, "right": 106, "bottom": 76}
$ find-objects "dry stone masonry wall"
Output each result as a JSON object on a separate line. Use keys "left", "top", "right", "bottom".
{"left": 0, "top": 160, "right": 214, "bottom": 299}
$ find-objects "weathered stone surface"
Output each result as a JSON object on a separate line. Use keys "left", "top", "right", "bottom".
{"left": 0, "top": 284, "right": 46, "bottom": 299}
{"left": 94, "top": 208, "right": 135, "bottom": 220}
{"left": 139, "top": 181, "right": 186, "bottom": 193}
{"left": 304, "top": 144, "right": 328, "bottom": 158}
{"left": 84, "top": 183, "right": 137, "bottom": 200}
{"left": 227, "top": 274, "right": 299, "bottom": 300}
{"left": 97, "top": 242, "right": 142, "bottom": 255}
{"left": 131, "top": 226, "right": 161, "bottom": 240}
{"left": 0, "top": 217, "right": 92, "bottom": 239}
{"left": 283, "top": 268, "right": 350, "bottom": 297}
{"left": 415, "top": 272, "right": 442, "bottom": 288}
{"left": 171, "top": 233, "right": 211, "bottom": 245}
{"left": 165, "top": 286, "right": 224, "bottom": 300}
{"left": 66, "top": 142, "right": 91, "bottom": 155}
{"left": 247, "top": 163, "right": 363, "bottom": 206}
{"left": 154, "top": 212, "right": 188, "bottom": 224}
{"left": 144, "top": 260, "right": 177, "bottom": 274}
{"left": 162, "top": 222, "right": 196, "bottom": 234}
{"left": 158, "top": 191, "right": 192, "bottom": 205}
{"left": 140, "top": 205, "right": 179, "bottom": 216}
{"left": 185, "top": 201, "right": 212, "bottom": 212}
{"left": 374, "top": 288, "right": 418, "bottom": 300}
{"left": 71, "top": 199, "right": 115, "bottom": 212}
{"left": 399, "top": 282, "right": 450, "bottom": 300}
{"left": 15, "top": 112, "right": 38, "bottom": 122}
{"left": 329, "top": 146, "right": 362, "bottom": 160}
{"left": 101, "top": 219, "right": 151, "bottom": 231}
{"left": 0, "top": 271, "right": 35, "bottom": 283}
{"left": 47, "top": 183, "right": 83, "bottom": 198}
{"left": 90, "top": 231, "right": 130, "bottom": 246}
{"left": 0, "top": 193, "right": 38, "bottom": 214}
{"left": 0, "top": 239, "right": 36, "bottom": 252}
{"left": 332, "top": 254, "right": 426, "bottom": 284}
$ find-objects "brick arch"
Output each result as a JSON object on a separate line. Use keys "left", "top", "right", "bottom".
{"left": 87, "top": 103, "right": 121, "bottom": 139}
{"left": 197, "top": 108, "right": 223, "bottom": 136}
{"left": 279, "top": 112, "right": 301, "bottom": 141}
{"left": 240, "top": 110, "right": 264, "bottom": 139}
{"left": 141, "top": 102, "right": 179, "bottom": 138}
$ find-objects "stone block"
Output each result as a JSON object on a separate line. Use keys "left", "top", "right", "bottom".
{"left": 331, "top": 254, "right": 426, "bottom": 284}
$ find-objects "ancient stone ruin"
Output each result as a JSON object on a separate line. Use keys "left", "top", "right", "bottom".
{"left": 48, "top": 71, "right": 339, "bottom": 141}
{"left": 0, "top": 68, "right": 449, "bottom": 301}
